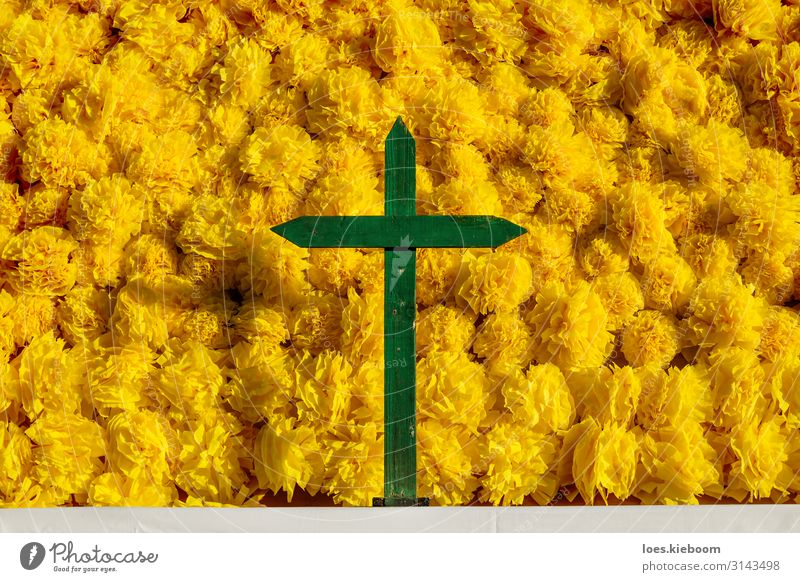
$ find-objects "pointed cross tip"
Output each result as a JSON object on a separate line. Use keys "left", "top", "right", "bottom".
{"left": 387, "top": 116, "right": 411, "bottom": 140}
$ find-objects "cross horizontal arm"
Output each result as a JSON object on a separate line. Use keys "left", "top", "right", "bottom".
{"left": 271, "top": 215, "right": 527, "bottom": 249}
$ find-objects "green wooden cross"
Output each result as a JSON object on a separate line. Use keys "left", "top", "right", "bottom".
{"left": 272, "top": 118, "right": 527, "bottom": 506}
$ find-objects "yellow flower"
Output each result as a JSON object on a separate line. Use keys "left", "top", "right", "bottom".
{"left": 728, "top": 417, "right": 792, "bottom": 501}
{"left": 636, "top": 364, "right": 713, "bottom": 430}
{"left": 295, "top": 350, "right": 354, "bottom": 433}
{"left": 502, "top": 363, "right": 574, "bottom": 432}
{"left": 416, "top": 248, "right": 462, "bottom": 306}
{"left": 56, "top": 285, "right": 111, "bottom": 345}
{"left": 176, "top": 423, "right": 247, "bottom": 504}
{"left": 226, "top": 339, "right": 296, "bottom": 424}
{"left": 622, "top": 310, "right": 681, "bottom": 368}
{"left": 480, "top": 422, "right": 559, "bottom": 505}
{"left": 570, "top": 365, "right": 642, "bottom": 426}
{"left": 67, "top": 175, "right": 143, "bottom": 248}
{"left": 417, "top": 304, "right": 475, "bottom": 356}
{"left": 176, "top": 194, "right": 247, "bottom": 261}
{"left": 611, "top": 183, "right": 676, "bottom": 262}
{"left": 288, "top": 292, "right": 344, "bottom": 353}
{"left": 527, "top": 280, "right": 614, "bottom": 371}
{"left": 0, "top": 421, "right": 33, "bottom": 501}
{"left": 321, "top": 423, "right": 382, "bottom": 506}
{"left": 714, "top": 0, "right": 781, "bottom": 41}
{"left": 758, "top": 307, "right": 800, "bottom": 361}
{"left": 473, "top": 311, "right": 532, "bottom": 376}
{"left": 26, "top": 412, "right": 106, "bottom": 504}
{"left": 88, "top": 472, "right": 176, "bottom": 507}
{"left": 456, "top": 251, "right": 533, "bottom": 314}
{"left": 308, "top": 248, "right": 363, "bottom": 296}
{"left": 218, "top": 37, "right": 273, "bottom": 109}
{"left": 2, "top": 226, "right": 78, "bottom": 296}
{"left": 154, "top": 340, "right": 225, "bottom": 421}
{"left": 374, "top": 11, "right": 443, "bottom": 73}
{"left": 240, "top": 125, "right": 321, "bottom": 192}
{"left": 709, "top": 346, "right": 767, "bottom": 429}
{"left": 592, "top": 272, "right": 644, "bottom": 331}
{"left": 418, "top": 350, "right": 488, "bottom": 432}
{"left": 637, "top": 422, "right": 721, "bottom": 504}
{"left": 562, "top": 418, "right": 639, "bottom": 505}
{"left": 255, "top": 418, "right": 323, "bottom": 502}
{"left": 12, "top": 331, "right": 81, "bottom": 419}
{"left": 686, "top": 275, "right": 769, "bottom": 350}
{"left": 641, "top": 252, "right": 697, "bottom": 314}
{"left": 417, "top": 418, "right": 480, "bottom": 506}
{"left": 110, "top": 278, "right": 169, "bottom": 349}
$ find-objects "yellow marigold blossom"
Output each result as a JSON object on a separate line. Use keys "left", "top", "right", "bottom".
{"left": 455, "top": 0, "right": 527, "bottom": 64}
{"left": 502, "top": 363, "right": 574, "bottom": 432}
{"left": 727, "top": 182, "right": 800, "bottom": 257}
{"left": 20, "top": 183, "right": 69, "bottom": 228}
{"left": 759, "top": 307, "right": 800, "bottom": 362}
{"left": 417, "top": 305, "right": 474, "bottom": 356}
{"left": 225, "top": 339, "right": 296, "bottom": 424}
{"left": 709, "top": 346, "right": 768, "bottom": 429}
{"left": 0, "top": 182, "right": 21, "bottom": 230}
{"left": 79, "top": 340, "right": 156, "bottom": 418}
{"left": 321, "top": 423, "right": 382, "bottom": 506}
{"left": 570, "top": 365, "right": 642, "bottom": 427}
{"left": 642, "top": 253, "right": 697, "bottom": 313}
{"left": 154, "top": 340, "right": 224, "bottom": 421}
{"left": 240, "top": 125, "right": 321, "bottom": 192}
{"left": 105, "top": 410, "right": 175, "bottom": 481}
{"left": 714, "top": 0, "right": 781, "bottom": 41}
{"left": 235, "top": 227, "right": 310, "bottom": 306}
{"left": 0, "top": 421, "right": 32, "bottom": 499}
{"left": 579, "top": 234, "right": 629, "bottom": 279}
{"left": 374, "top": 11, "right": 443, "bottom": 73}
{"left": 176, "top": 423, "right": 247, "bottom": 504}
{"left": 255, "top": 418, "right": 323, "bottom": 502}
{"left": 673, "top": 119, "right": 750, "bottom": 185}
{"left": 741, "top": 251, "right": 795, "bottom": 304}
{"left": 418, "top": 350, "right": 488, "bottom": 432}
{"left": 622, "top": 310, "right": 681, "bottom": 368}
{"left": 9, "top": 292, "right": 57, "bottom": 348}
{"left": 305, "top": 66, "right": 387, "bottom": 144}
{"left": 611, "top": 183, "right": 676, "bottom": 262}
{"left": 416, "top": 248, "right": 463, "bottom": 306}
{"left": 495, "top": 163, "right": 543, "bottom": 214}
{"left": 563, "top": 418, "right": 639, "bottom": 505}
{"left": 427, "top": 177, "right": 503, "bottom": 216}
{"left": 289, "top": 293, "right": 344, "bottom": 353}
{"left": 231, "top": 296, "right": 288, "bottom": 345}
{"left": 426, "top": 76, "right": 489, "bottom": 146}
{"left": 728, "top": 417, "right": 792, "bottom": 501}
{"left": 456, "top": 252, "right": 533, "bottom": 314}
{"left": 123, "top": 234, "right": 179, "bottom": 280}
{"left": 480, "top": 422, "right": 559, "bottom": 506}
{"left": 473, "top": 311, "right": 532, "bottom": 377}
{"left": 768, "top": 357, "right": 800, "bottom": 428}
{"left": 308, "top": 248, "right": 363, "bottom": 296}
{"left": 636, "top": 364, "right": 713, "bottom": 430}
{"left": 2, "top": 226, "right": 77, "bottom": 296}
{"left": 683, "top": 233, "right": 738, "bottom": 279}
{"left": 218, "top": 37, "right": 273, "bottom": 109}
{"left": 67, "top": 175, "right": 143, "bottom": 247}
{"left": 22, "top": 111, "right": 110, "bottom": 184}
{"left": 12, "top": 331, "right": 81, "bottom": 419}
{"left": 637, "top": 422, "right": 721, "bottom": 504}
{"left": 592, "top": 272, "right": 644, "bottom": 331}
{"left": 295, "top": 350, "right": 354, "bottom": 433}
{"left": 527, "top": 280, "right": 614, "bottom": 371}
{"left": 126, "top": 129, "right": 200, "bottom": 194}
{"left": 686, "top": 275, "right": 769, "bottom": 350}
{"left": 417, "top": 419, "right": 480, "bottom": 506}
{"left": 110, "top": 279, "right": 169, "bottom": 349}
{"left": 340, "top": 288, "right": 383, "bottom": 365}
{"left": 26, "top": 412, "right": 106, "bottom": 504}
{"left": 176, "top": 194, "right": 247, "bottom": 261}
{"left": 88, "top": 472, "right": 177, "bottom": 507}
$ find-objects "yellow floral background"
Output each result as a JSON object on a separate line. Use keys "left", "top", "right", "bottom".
{"left": 1, "top": 0, "right": 800, "bottom": 507}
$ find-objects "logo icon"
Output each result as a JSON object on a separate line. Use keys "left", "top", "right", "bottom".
{"left": 20, "top": 542, "right": 46, "bottom": 570}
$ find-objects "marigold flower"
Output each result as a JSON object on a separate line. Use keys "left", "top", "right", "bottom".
{"left": 374, "top": 11, "right": 443, "bottom": 74}
{"left": 255, "top": 418, "right": 323, "bottom": 502}
{"left": 593, "top": 272, "right": 644, "bottom": 331}
{"left": 321, "top": 423, "right": 382, "bottom": 506}
{"left": 472, "top": 311, "right": 532, "bottom": 376}
{"left": 417, "top": 418, "right": 480, "bottom": 506}
{"left": 502, "top": 363, "right": 574, "bottom": 432}
{"left": 527, "top": 280, "right": 614, "bottom": 371}
{"left": 456, "top": 252, "right": 533, "bottom": 314}
{"left": 417, "top": 305, "right": 475, "bottom": 356}
{"left": 240, "top": 125, "right": 321, "bottom": 193}
{"left": 418, "top": 350, "right": 488, "bottom": 432}
{"left": 728, "top": 417, "right": 792, "bottom": 501}
{"left": 636, "top": 364, "right": 713, "bottom": 430}
{"left": 622, "top": 310, "right": 681, "bottom": 368}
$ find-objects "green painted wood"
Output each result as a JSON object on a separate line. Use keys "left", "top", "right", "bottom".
{"left": 383, "top": 117, "right": 417, "bottom": 503}
{"left": 270, "top": 215, "right": 527, "bottom": 249}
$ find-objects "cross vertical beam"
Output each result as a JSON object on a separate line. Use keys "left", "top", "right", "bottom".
{"left": 381, "top": 118, "right": 421, "bottom": 506}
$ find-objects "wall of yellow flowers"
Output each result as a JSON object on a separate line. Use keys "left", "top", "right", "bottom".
{"left": 0, "top": 0, "right": 799, "bottom": 508}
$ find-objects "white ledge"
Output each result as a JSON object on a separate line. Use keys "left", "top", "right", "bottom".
{"left": 1, "top": 505, "right": 799, "bottom": 533}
